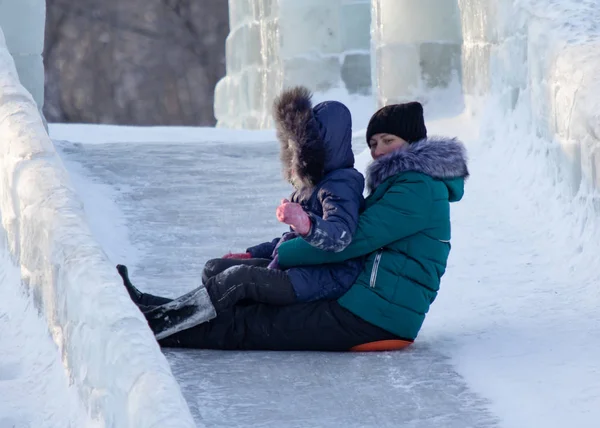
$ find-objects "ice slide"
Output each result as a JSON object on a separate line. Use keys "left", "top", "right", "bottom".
{"left": 49, "top": 104, "right": 600, "bottom": 428}
{"left": 4, "top": 1, "right": 600, "bottom": 428}
{"left": 50, "top": 119, "right": 496, "bottom": 428}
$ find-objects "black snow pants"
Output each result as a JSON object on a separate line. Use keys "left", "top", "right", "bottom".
{"left": 159, "top": 257, "right": 400, "bottom": 351}
{"left": 203, "top": 258, "right": 298, "bottom": 311}
{"left": 122, "top": 259, "right": 402, "bottom": 351}
{"left": 158, "top": 298, "right": 401, "bottom": 351}
{"left": 129, "top": 257, "right": 298, "bottom": 313}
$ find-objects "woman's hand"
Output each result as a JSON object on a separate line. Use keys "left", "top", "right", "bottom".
{"left": 276, "top": 199, "right": 311, "bottom": 235}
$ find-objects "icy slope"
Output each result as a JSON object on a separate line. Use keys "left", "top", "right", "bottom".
{"left": 53, "top": 111, "right": 600, "bottom": 427}
{"left": 53, "top": 125, "right": 496, "bottom": 428}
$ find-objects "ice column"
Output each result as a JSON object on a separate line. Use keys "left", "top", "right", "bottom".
{"left": 458, "top": 0, "right": 528, "bottom": 110}
{"left": 214, "top": 0, "right": 280, "bottom": 129}
{"left": 371, "top": 0, "right": 462, "bottom": 107}
{"left": 215, "top": 0, "right": 372, "bottom": 129}
{"left": 0, "top": 0, "right": 46, "bottom": 108}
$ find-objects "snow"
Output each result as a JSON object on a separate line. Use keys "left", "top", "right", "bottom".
{"left": 0, "top": 240, "right": 96, "bottom": 428}
{"left": 0, "top": 29, "right": 195, "bottom": 428}
{"left": 0, "top": 0, "right": 45, "bottom": 107}
{"left": 214, "top": 0, "right": 372, "bottom": 129}
{"left": 49, "top": 123, "right": 277, "bottom": 145}
{"left": 312, "top": 87, "right": 376, "bottom": 131}
{"left": 424, "top": 109, "right": 600, "bottom": 428}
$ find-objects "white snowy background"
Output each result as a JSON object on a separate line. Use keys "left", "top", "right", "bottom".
{"left": 2, "top": 0, "right": 600, "bottom": 427}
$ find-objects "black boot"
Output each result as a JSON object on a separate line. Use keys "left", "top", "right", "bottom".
{"left": 116, "top": 264, "right": 143, "bottom": 303}
{"left": 116, "top": 264, "right": 172, "bottom": 307}
{"left": 143, "top": 284, "right": 217, "bottom": 340}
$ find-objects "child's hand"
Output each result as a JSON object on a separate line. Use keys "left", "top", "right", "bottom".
{"left": 222, "top": 252, "right": 252, "bottom": 259}
{"left": 276, "top": 199, "right": 311, "bottom": 235}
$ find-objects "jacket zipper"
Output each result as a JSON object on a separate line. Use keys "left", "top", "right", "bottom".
{"left": 370, "top": 250, "right": 383, "bottom": 288}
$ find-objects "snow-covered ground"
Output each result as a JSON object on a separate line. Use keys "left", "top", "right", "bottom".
{"left": 47, "top": 103, "right": 600, "bottom": 427}
{"left": 427, "top": 108, "right": 600, "bottom": 428}
{"left": 0, "top": 246, "right": 94, "bottom": 428}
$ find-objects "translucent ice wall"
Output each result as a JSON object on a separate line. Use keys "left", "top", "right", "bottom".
{"left": 0, "top": 12, "right": 196, "bottom": 428}
{"left": 215, "top": 0, "right": 372, "bottom": 129}
{"left": 459, "top": 0, "right": 600, "bottom": 193}
{"left": 0, "top": 0, "right": 45, "bottom": 108}
{"left": 370, "top": 0, "right": 463, "bottom": 108}
{"left": 280, "top": 0, "right": 372, "bottom": 96}
{"left": 214, "top": 0, "right": 280, "bottom": 129}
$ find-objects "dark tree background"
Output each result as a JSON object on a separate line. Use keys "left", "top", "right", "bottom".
{"left": 43, "top": 0, "right": 229, "bottom": 126}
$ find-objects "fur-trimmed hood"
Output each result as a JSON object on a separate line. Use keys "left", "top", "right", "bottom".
{"left": 366, "top": 136, "right": 469, "bottom": 198}
{"left": 273, "top": 86, "right": 354, "bottom": 188}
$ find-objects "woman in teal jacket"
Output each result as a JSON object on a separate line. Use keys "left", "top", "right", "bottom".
{"left": 277, "top": 102, "right": 469, "bottom": 341}
{"left": 156, "top": 101, "right": 469, "bottom": 351}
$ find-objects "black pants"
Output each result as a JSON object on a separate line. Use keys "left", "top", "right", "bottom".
{"left": 202, "top": 257, "right": 272, "bottom": 284}
{"left": 203, "top": 258, "right": 298, "bottom": 312}
{"left": 130, "top": 258, "right": 401, "bottom": 351}
{"left": 136, "top": 257, "right": 296, "bottom": 313}
{"left": 158, "top": 300, "right": 400, "bottom": 351}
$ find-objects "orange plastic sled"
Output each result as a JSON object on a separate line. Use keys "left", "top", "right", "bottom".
{"left": 350, "top": 339, "right": 413, "bottom": 352}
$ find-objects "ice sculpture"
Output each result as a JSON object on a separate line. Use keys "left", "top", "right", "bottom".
{"left": 215, "top": 0, "right": 371, "bottom": 129}
{"left": 370, "top": 0, "right": 462, "bottom": 108}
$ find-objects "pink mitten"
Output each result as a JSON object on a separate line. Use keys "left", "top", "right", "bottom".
{"left": 222, "top": 252, "right": 252, "bottom": 259}
{"left": 276, "top": 199, "right": 311, "bottom": 235}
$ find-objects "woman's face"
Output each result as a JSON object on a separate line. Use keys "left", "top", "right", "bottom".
{"left": 368, "top": 133, "right": 408, "bottom": 159}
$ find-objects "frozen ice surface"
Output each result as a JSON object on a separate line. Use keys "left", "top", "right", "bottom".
{"left": 55, "top": 133, "right": 497, "bottom": 428}
{"left": 371, "top": 0, "right": 462, "bottom": 107}
{"left": 0, "top": 248, "right": 94, "bottom": 428}
{"left": 377, "top": 0, "right": 462, "bottom": 44}
{"left": 165, "top": 347, "right": 497, "bottom": 428}
{"left": 279, "top": 0, "right": 342, "bottom": 58}
{"left": 55, "top": 140, "right": 289, "bottom": 298}
{"left": 340, "top": 1, "right": 370, "bottom": 52}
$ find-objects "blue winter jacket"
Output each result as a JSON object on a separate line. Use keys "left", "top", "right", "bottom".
{"left": 247, "top": 88, "right": 365, "bottom": 301}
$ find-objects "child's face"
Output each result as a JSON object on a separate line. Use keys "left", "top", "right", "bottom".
{"left": 368, "top": 133, "right": 408, "bottom": 159}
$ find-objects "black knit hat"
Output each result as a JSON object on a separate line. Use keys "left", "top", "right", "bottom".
{"left": 366, "top": 102, "right": 427, "bottom": 144}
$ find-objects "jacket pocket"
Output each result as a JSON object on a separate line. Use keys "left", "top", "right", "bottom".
{"left": 369, "top": 250, "right": 383, "bottom": 288}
